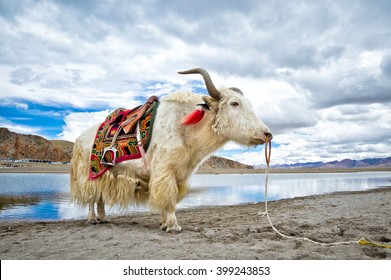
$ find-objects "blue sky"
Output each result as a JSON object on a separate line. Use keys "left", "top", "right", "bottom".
{"left": 1, "top": 0, "right": 390, "bottom": 165}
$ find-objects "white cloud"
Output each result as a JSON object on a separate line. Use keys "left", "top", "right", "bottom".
{"left": 223, "top": 76, "right": 317, "bottom": 134}
{"left": 0, "top": 116, "right": 42, "bottom": 135}
{"left": 15, "top": 103, "right": 28, "bottom": 110}
{"left": 231, "top": 150, "right": 267, "bottom": 166}
{"left": 58, "top": 111, "right": 110, "bottom": 142}
{"left": 0, "top": 0, "right": 390, "bottom": 164}
{"left": 260, "top": 103, "right": 391, "bottom": 165}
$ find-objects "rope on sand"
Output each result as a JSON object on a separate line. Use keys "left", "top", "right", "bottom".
{"left": 260, "top": 137, "right": 391, "bottom": 249}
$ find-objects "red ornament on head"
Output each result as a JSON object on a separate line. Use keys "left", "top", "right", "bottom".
{"left": 181, "top": 103, "right": 209, "bottom": 125}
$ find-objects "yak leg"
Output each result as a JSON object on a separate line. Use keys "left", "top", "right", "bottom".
{"left": 160, "top": 207, "right": 180, "bottom": 232}
{"left": 160, "top": 181, "right": 188, "bottom": 232}
{"left": 87, "top": 200, "right": 98, "bottom": 224}
{"left": 160, "top": 205, "right": 181, "bottom": 233}
{"left": 97, "top": 195, "right": 109, "bottom": 223}
{"left": 149, "top": 170, "right": 181, "bottom": 233}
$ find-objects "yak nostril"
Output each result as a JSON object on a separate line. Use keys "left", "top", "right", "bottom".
{"left": 264, "top": 131, "right": 273, "bottom": 140}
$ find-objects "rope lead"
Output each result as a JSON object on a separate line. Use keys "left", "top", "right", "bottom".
{"left": 358, "top": 238, "right": 391, "bottom": 249}
{"left": 262, "top": 137, "right": 390, "bottom": 249}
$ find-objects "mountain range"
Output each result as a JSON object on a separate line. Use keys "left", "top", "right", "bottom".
{"left": 273, "top": 157, "right": 391, "bottom": 169}
{"left": 0, "top": 127, "right": 73, "bottom": 162}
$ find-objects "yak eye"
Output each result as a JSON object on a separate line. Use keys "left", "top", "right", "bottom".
{"left": 230, "top": 101, "right": 240, "bottom": 107}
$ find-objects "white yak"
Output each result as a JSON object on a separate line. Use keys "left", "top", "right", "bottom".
{"left": 70, "top": 68, "right": 272, "bottom": 233}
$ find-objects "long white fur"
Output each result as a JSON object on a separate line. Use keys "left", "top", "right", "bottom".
{"left": 70, "top": 89, "right": 271, "bottom": 232}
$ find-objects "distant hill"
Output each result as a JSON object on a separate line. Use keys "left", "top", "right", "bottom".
{"left": 199, "top": 155, "right": 253, "bottom": 170}
{"left": 50, "top": 140, "right": 74, "bottom": 157}
{"left": 274, "top": 157, "right": 391, "bottom": 169}
{"left": 0, "top": 127, "right": 72, "bottom": 162}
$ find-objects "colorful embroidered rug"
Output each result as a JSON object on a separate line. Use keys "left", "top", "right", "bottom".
{"left": 89, "top": 98, "right": 159, "bottom": 179}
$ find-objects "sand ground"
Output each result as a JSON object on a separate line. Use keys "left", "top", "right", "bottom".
{"left": 1, "top": 187, "right": 390, "bottom": 260}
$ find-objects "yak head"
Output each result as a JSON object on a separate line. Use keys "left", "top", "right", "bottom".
{"left": 179, "top": 68, "right": 272, "bottom": 146}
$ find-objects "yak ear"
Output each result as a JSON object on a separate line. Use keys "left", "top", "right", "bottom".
{"left": 202, "top": 96, "right": 219, "bottom": 110}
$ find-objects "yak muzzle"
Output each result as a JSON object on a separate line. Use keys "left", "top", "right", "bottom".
{"left": 251, "top": 130, "right": 273, "bottom": 145}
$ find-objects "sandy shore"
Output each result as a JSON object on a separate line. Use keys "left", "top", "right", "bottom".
{"left": 1, "top": 187, "right": 390, "bottom": 260}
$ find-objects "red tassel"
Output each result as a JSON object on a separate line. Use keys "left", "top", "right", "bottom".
{"left": 181, "top": 109, "right": 205, "bottom": 125}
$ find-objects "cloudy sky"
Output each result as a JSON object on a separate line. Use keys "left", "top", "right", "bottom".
{"left": 1, "top": 0, "right": 390, "bottom": 165}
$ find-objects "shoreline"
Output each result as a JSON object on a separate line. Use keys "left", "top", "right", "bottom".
{"left": 1, "top": 187, "right": 390, "bottom": 259}
{"left": 1, "top": 163, "right": 390, "bottom": 174}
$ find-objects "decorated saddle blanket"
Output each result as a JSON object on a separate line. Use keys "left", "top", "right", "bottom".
{"left": 89, "top": 96, "right": 159, "bottom": 180}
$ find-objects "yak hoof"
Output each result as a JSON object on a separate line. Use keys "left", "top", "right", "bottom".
{"left": 160, "top": 224, "right": 182, "bottom": 233}
{"left": 166, "top": 225, "right": 182, "bottom": 234}
{"left": 97, "top": 217, "right": 110, "bottom": 224}
{"left": 87, "top": 219, "right": 98, "bottom": 225}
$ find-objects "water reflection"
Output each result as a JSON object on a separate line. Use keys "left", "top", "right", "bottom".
{"left": 182, "top": 172, "right": 391, "bottom": 208}
{"left": 0, "top": 172, "right": 390, "bottom": 221}
{"left": 0, "top": 196, "right": 40, "bottom": 210}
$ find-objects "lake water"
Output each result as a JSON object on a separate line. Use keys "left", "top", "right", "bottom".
{"left": 0, "top": 171, "right": 390, "bottom": 222}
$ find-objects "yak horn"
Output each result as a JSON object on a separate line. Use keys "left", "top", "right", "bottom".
{"left": 178, "top": 68, "right": 221, "bottom": 101}
{"left": 229, "top": 87, "right": 243, "bottom": 95}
